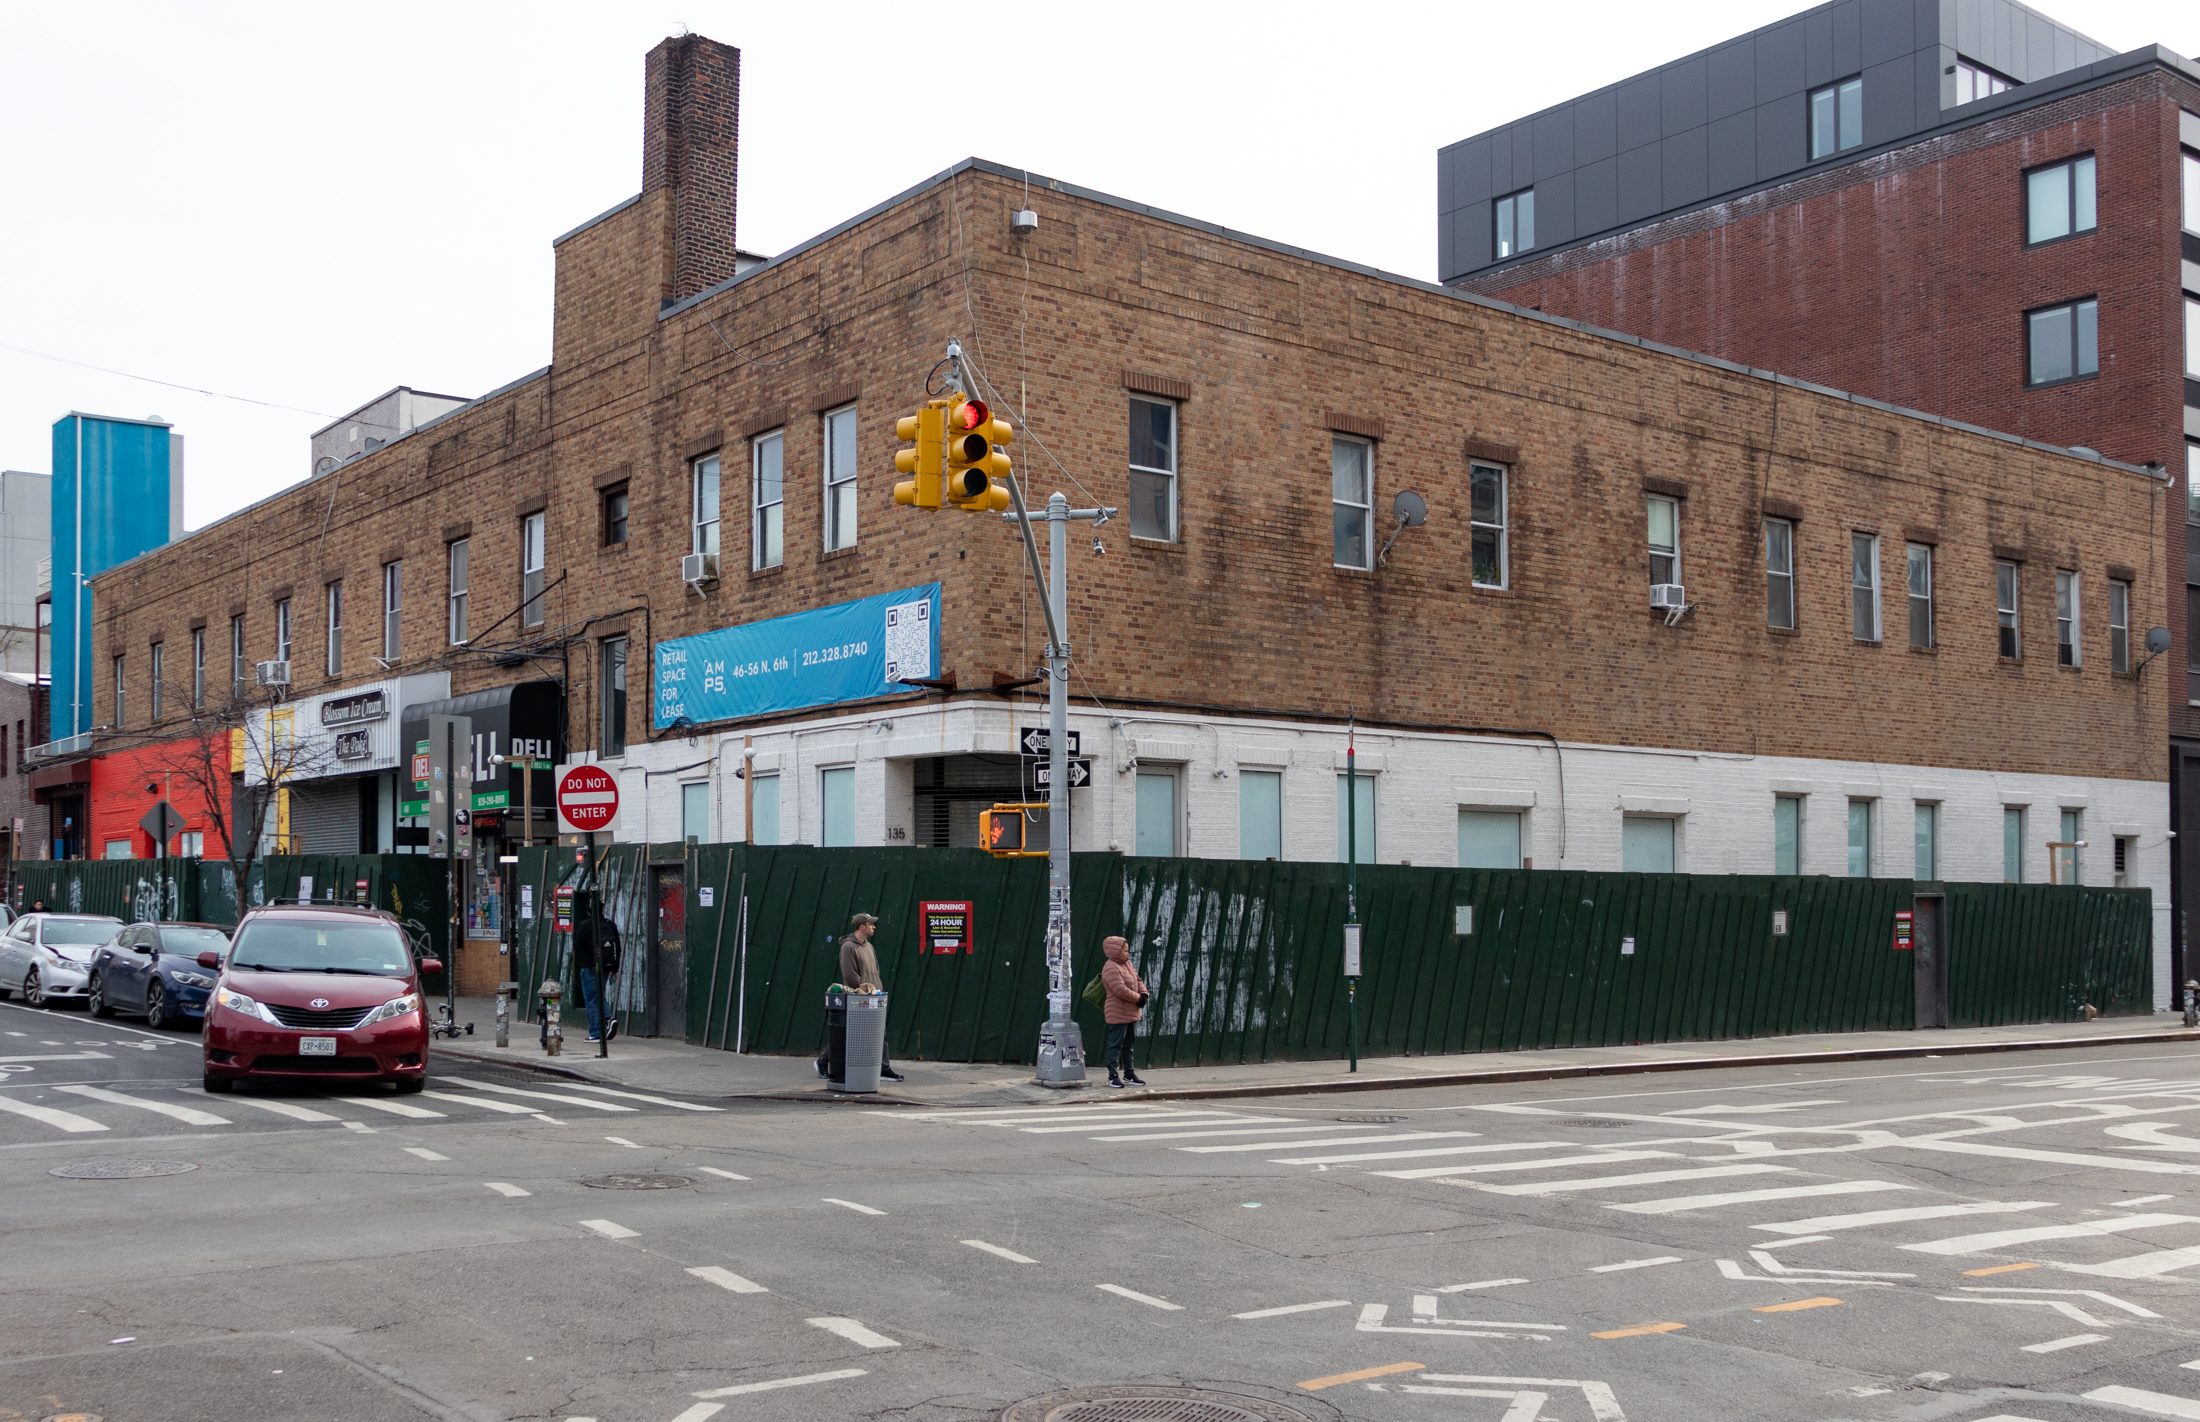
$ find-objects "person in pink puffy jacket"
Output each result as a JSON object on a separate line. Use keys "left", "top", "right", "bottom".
{"left": 1100, "top": 935, "right": 1149, "bottom": 1088}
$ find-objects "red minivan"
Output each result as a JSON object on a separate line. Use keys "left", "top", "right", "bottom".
{"left": 200, "top": 904, "right": 442, "bottom": 1094}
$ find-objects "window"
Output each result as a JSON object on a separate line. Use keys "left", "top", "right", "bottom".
{"left": 2024, "top": 155, "right": 2096, "bottom": 245}
{"left": 1906, "top": 543, "right": 1933, "bottom": 649}
{"left": 824, "top": 404, "right": 859, "bottom": 552}
{"left": 275, "top": 598, "right": 292, "bottom": 665}
{"left": 750, "top": 774, "right": 781, "bottom": 846}
{"left": 191, "top": 627, "right": 204, "bottom": 709}
{"left": 2057, "top": 808, "right": 2083, "bottom": 884}
{"left": 680, "top": 782, "right": 709, "bottom": 845}
{"left": 324, "top": 582, "right": 342, "bottom": 676}
{"left": 1621, "top": 816, "right": 1675, "bottom": 873}
{"left": 1332, "top": 436, "right": 1373, "bottom": 570}
{"left": 1137, "top": 771, "right": 1179, "bottom": 856}
{"left": 2026, "top": 298, "right": 2098, "bottom": 385}
{"left": 1774, "top": 796, "right": 1802, "bottom": 875}
{"left": 180, "top": 831, "right": 202, "bottom": 859}
{"left": 447, "top": 539, "right": 468, "bottom": 645}
{"left": 2190, "top": 588, "right": 2200, "bottom": 705}
{"left": 520, "top": 511, "right": 545, "bottom": 627}
{"left": 2110, "top": 579, "right": 2131, "bottom": 673}
{"left": 1914, "top": 803, "right": 1938, "bottom": 880}
{"left": 1648, "top": 496, "right": 1679, "bottom": 586}
{"left": 2056, "top": 569, "right": 2079, "bottom": 666}
{"left": 1765, "top": 519, "right": 1796, "bottom": 629}
{"left": 749, "top": 435, "right": 783, "bottom": 571}
{"left": 1128, "top": 397, "right": 1177, "bottom": 542}
{"left": 820, "top": 767, "right": 855, "bottom": 847}
{"left": 381, "top": 560, "right": 402, "bottom": 663}
{"left": 2115, "top": 834, "right": 2134, "bottom": 889}
{"left": 1810, "top": 77, "right": 1863, "bottom": 159}
{"left": 2187, "top": 296, "right": 2200, "bottom": 381}
{"left": 148, "top": 644, "right": 162, "bottom": 721}
{"left": 691, "top": 453, "right": 721, "bottom": 564}
{"left": 1851, "top": 533, "right": 1880, "bottom": 640}
{"left": 600, "top": 635, "right": 627, "bottom": 757}
{"left": 601, "top": 484, "right": 629, "bottom": 546}
{"left": 2187, "top": 150, "right": 2200, "bottom": 234}
{"left": 1458, "top": 809, "right": 1523, "bottom": 869}
{"left": 113, "top": 654, "right": 125, "bottom": 728}
{"left": 1239, "top": 769, "right": 1282, "bottom": 860}
{"left": 1495, "top": 188, "right": 1535, "bottom": 258}
{"left": 103, "top": 840, "right": 132, "bottom": 861}
{"left": 1470, "top": 461, "right": 1507, "bottom": 588}
{"left": 1847, "top": 799, "right": 1873, "bottom": 877}
{"left": 1336, "top": 773, "right": 1375, "bottom": 864}
{"left": 1997, "top": 561, "right": 2022, "bottom": 658}
{"left": 230, "top": 614, "right": 245, "bottom": 695}
{"left": 2190, "top": 442, "right": 2200, "bottom": 525}
{"left": 1952, "top": 57, "right": 2013, "bottom": 104}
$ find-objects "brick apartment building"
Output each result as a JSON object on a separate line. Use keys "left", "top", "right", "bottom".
{"left": 1438, "top": 0, "right": 2198, "bottom": 979}
{"left": 68, "top": 32, "right": 2175, "bottom": 1001}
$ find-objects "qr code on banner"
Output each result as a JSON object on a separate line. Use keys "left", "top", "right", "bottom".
{"left": 883, "top": 598, "right": 931, "bottom": 684}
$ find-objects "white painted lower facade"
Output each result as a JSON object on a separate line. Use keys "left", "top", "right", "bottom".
{"left": 590, "top": 701, "right": 2173, "bottom": 1008}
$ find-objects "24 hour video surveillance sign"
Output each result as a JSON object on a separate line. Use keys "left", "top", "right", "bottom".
{"left": 653, "top": 582, "right": 941, "bottom": 729}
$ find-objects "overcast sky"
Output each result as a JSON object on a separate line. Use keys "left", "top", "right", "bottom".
{"left": 2, "top": 0, "right": 2191, "bottom": 530}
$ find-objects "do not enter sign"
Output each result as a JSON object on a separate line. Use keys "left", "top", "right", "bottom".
{"left": 557, "top": 765, "right": 620, "bottom": 833}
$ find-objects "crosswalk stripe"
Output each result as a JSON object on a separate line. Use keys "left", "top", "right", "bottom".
{"left": 1468, "top": 1163, "right": 1794, "bottom": 1196}
{"left": 440, "top": 1077, "right": 639, "bottom": 1112}
{"left": 1089, "top": 1124, "right": 1403, "bottom": 1143}
{"left": 328, "top": 1095, "right": 445, "bottom": 1119}
{"left": 0, "top": 1093, "right": 107, "bottom": 1132}
{"left": 1021, "top": 1115, "right": 1283, "bottom": 1134}
{"left": 557, "top": 1083, "right": 724, "bottom": 1112}
{"left": 1178, "top": 1131, "right": 1485, "bottom": 1153}
{"left": 2083, "top": 1384, "right": 2200, "bottom": 1418}
{"left": 1288, "top": 1142, "right": 1645, "bottom": 1168}
{"left": 1609, "top": 1179, "right": 1912, "bottom": 1216}
{"left": 2064, "top": 1246, "right": 2200, "bottom": 1279}
{"left": 1756, "top": 1200, "right": 2053, "bottom": 1236}
{"left": 421, "top": 1090, "right": 539, "bottom": 1115}
{"left": 1902, "top": 1213, "right": 2200, "bottom": 1255}
{"left": 226, "top": 1097, "right": 342, "bottom": 1122}
{"left": 55, "top": 1084, "right": 229, "bottom": 1127}
{"left": 891, "top": 1106, "right": 1194, "bottom": 1122}
{"left": 1902, "top": 1139, "right": 2200, "bottom": 1176}
{"left": 1369, "top": 1148, "right": 1679, "bottom": 1179}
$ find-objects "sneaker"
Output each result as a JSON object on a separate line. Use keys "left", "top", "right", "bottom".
{"left": 880, "top": 1070, "right": 906, "bottom": 1083}
{"left": 1106, "top": 1075, "right": 1125, "bottom": 1089}
{"left": 1123, "top": 1073, "right": 1146, "bottom": 1086}
{"left": 586, "top": 1035, "right": 602, "bottom": 1043}
{"left": 816, "top": 1059, "right": 829, "bottom": 1079}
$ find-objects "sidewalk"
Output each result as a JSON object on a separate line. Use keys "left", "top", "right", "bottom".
{"left": 427, "top": 994, "right": 2200, "bottom": 1110}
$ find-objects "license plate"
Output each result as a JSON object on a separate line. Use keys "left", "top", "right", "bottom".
{"left": 300, "top": 1037, "right": 338, "bottom": 1056}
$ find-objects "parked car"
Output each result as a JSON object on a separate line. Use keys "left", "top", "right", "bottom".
{"left": 0, "top": 913, "right": 130, "bottom": 1009}
{"left": 201, "top": 904, "right": 442, "bottom": 1094}
{"left": 89, "top": 922, "right": 232, "bottom": 1028}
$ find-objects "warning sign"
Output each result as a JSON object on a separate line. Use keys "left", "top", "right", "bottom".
{"left": 921, "top": 901, "right": 974, "bottom": 955}
{"left": 1892, "top": 910, "right": 1914, "bottom": 950}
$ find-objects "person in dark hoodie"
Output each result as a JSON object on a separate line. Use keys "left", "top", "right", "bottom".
{"left": 1099, "top": 935, "right": 1149, "bottom": 1088}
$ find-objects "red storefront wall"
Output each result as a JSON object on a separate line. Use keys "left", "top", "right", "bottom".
{"left": 86, "top": 736, "right": 232, "bottom": 860}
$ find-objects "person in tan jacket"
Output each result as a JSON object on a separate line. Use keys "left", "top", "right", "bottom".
{"left": 1099, "top": 935, "right": 1149, "bottom": 1088}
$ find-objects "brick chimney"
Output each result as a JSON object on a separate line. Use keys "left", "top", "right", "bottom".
{"left": 643, "top": 35, "right": 740, "bottom": 304}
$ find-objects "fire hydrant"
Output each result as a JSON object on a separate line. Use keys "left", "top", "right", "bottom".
{"left": 538, "top": 978, "right": 564, "bottom": 1056}
{"left": 2184, "top": 979, "right": 2198, "bottom": 1029}
{"left": 495, "top": 980, "right": 518, "bottom": 1048}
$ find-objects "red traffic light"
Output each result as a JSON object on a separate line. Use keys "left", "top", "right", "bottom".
{"left": 958, "top": 399, "right": 988, "bottom": 430}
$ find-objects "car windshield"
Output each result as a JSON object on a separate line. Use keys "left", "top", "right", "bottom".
{"left": 229, "top": 921, "right": 412, "bottom": 975}
{"left": 159, "top": 927, "right": 232, "bottom": 955}
{"left": 42, "top": 918, "right": 124, "bottom": 945}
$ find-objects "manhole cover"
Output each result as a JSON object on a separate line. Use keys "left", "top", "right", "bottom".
{"left": 42, "top": 1413, "right": 103, "bottom": 1422}
{"left": 1565, "top": 1119, "right": 1632, "bottom": 1128}
{"left": 49, "top": 1160, "right": 198, "bottom": 1179}
{"left": 1334, "top": 1114, "right": 1404, "bottom": 1124}
{"left": 576, "top": 1173, "right": 694, "bottom": 1190}
{"left": 1000, "top": 1386, "right": 1317, "bottom": 1422}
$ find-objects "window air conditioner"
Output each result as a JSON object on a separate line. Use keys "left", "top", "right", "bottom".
{"left": 681, "top": 552, "right": 719, "bottom": 583}
{"left": 255, "top": 660, "right": 292, "bottom": 686}
{"left": 1650, "top": 584, "right": 1688, "bottom": 611}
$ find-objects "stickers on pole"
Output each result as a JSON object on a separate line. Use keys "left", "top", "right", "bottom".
{"left": 1343, "top": 923, "right": 1362, "bottom": 977}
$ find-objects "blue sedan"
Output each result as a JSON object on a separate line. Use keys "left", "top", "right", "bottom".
{"left": 88, "top": 922, "right": 232, "bottom": 1028}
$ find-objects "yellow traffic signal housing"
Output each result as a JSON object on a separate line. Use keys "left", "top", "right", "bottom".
{"left": 892, "top": 402, "right": 948, "bottom": 508}
{"left": 944, "top": 398, "right": 1014, "bottom": 511}
{"left": 980, "top": 802, "right": 1047, "bottom": 856}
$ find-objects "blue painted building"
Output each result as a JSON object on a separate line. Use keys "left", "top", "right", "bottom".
{"left": 49, "top": 413, "right": 184, "bottom": 743}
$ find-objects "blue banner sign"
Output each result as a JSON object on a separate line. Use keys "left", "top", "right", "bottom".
{"left": 654, "top": 583, "right": 941, "bottom": 729}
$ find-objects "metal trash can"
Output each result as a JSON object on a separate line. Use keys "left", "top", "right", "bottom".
{"left": 831, "top": 991, "right": 887, "bottom": 1093}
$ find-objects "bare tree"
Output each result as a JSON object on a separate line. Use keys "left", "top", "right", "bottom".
{"left": 144, "top": 684, "right": 341, "bottom": 878}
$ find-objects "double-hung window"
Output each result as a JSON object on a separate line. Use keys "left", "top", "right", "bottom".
{"left": 692, "top": 453, "right": 721, "bottom": 568}
{"left": 1128, "top": 397, "right": 1177, "bottom": 542}
{"left": 1914, "top": 803, "right": 1938, "bottom": 880}
{"left": 275, "top": 598, "right": 292, "bottom": 665}
{"left": 601, "top": 484, "right": 629, "bottom": 546}
{"left": 190, "top": 627, "right": 205, "bottom": 709}
{"left": 230, "top": 614, "right": 245, "bottom": 696}
{"left": 2189, "top": 588, "right": 2200, "bottom": 704}
{"left": 824, "top": 404, "right": 859, "bottom": 552}
{"left": 601, "top": 635, "right": 627, "bottom": 757}
{"left": 2027, "top": 297, "right": 2098, "bottom": 385}
{"left": 2056, "top": 569, "right": 2080, "bottom": 666}
{"left": 382, "top": 560, "right": 402, "bottom": 663}
{"left": 1647, "top": 497, "right": 1679, "bottom": 587}
{"left": 520, "top": 512, "right": 546, "bottom": 627}
{"left": 1810, "top": 77, "right": 1863, "bottom": 159}
{"left": 1495, "top": 188, "right": 1535, "bottom": 259}
{"left": 1851, "top": 533, "right": 1881, "bottom": 640}
{"left": 1765, "top": 518, "right": 1796, "bottom": 629}
{"left": 1906, "top": 543, "right": 1934, "bottom": 648}
{"left": 324, "top": 582, "right": 342, "bottom": 675}
{"left": 750, "top": 434, "right": 782, "bottom": 570}
{"left": 2004, "top": 806, "right": 2025, "bottom": 883}
{"left": 2187, "top": 296, "right": 2200, "bottom": 382}
{"left": 2185, "top": 149, "right": 2200, "bottom": 236}
{"left": 149, "top": 643, "right": 163, "bottom": 722}
{"left": 1996, "top": 560, "right": 2021, "bottom": 657}
{"left": 113, "top": 654, "right": 125, "bottom": 728}
{"left": 447, "top": 539, "right": 469, "bottom": 644}
{"left": 1952, "top": 57, "right": 2013, "bottom": 104}
{"left": 1847, "top": 798, "right": 1873, "bottom": 877}
{"left": 1470, "top": 461, "right": 1507, "bottom": 588}
{"left": 2024, "top": 154, "right": 2096, "bottom": 244}
{"left": 1331, "top": 436, "right": 1373, "bottom": 570}
{"left": 1773, "top": 796, "right": 1802, "bottom": 875}
{"left": 2110, "top": 578, "right": 2131, "bottom": 673}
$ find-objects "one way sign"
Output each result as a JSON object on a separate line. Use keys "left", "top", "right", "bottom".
{"left": 1034, "top": 758, "right": 1092, "bottom": 789}
{"left": 1020, "top": 727, "right": 1082, "bottom": 757}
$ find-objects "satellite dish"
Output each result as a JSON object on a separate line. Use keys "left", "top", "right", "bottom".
{"left": 1391, "top": 489, "right": 1428, "bottom": 528}
{"left": 2148, "top": 627, "right": 2173, "bottom": 655}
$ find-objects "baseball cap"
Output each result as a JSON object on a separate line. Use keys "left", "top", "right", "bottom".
{"left": 850, "top": 912, "right": 878, "bottom": 927}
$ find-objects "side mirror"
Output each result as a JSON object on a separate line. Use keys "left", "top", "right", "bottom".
{"left": 196, "top": 951, "right": 221, "bottom": 970}
{"left": 135, "top": 942, "right": 156, "bottom": 956}
{"left": 419, "top": 959, "right": 444, "bottom": 977}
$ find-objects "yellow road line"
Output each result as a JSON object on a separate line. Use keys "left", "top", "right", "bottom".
{"left": 1755, "top": 1297, "right": 1842, "bottom": 1313}
{"left": 1592, "top": 1322, "right": 1688, "bottom": 1339}
{"left": 1299, "top": 1361, "right": 1426, "bottom": 1391}
{"left": 1963, "top": 1261, "right": 2043, "bottom": 1276}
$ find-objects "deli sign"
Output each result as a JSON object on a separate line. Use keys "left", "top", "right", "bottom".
{"left": 321, "top": 689, "right": 390, "bottom": 727}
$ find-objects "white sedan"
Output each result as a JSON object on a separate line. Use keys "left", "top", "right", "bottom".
{"left": 0, "top": 913, "right": 128, "bottom": 1009}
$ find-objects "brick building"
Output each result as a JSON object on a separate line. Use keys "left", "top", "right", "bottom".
{"left": 69, "top": 32, "right": 2176, "bottom": 1006}
{"left": 1438, "top": 0, "right": 2197, "bottom": 981}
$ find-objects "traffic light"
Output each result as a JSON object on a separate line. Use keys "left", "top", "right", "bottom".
{"left": 892, "top": 401, "right": 947, "bottom": 508}
{"left": 979, "top": 803, "right": 1045, "bottom": 856}
{"left": 943, "top": 398, "right": 1013, "bottom": 511}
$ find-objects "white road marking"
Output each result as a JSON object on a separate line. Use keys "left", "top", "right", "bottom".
{"left": 2023, "top": 1333, "right": 2110, "bottom": 1352}
{"left": 1369, "top": 1148, "right": 1671, "bottom": 1179}
{"left": 343, "top": 1120, "right": 375, "bottom": 1133}
{"left": 1902, "top": 1139, "right": 2200, "bottom": 1176}
{"left": 1903, "top": 1213, "right": 2200, "bottom": 1255}
{"left": 1413, "top": 1376, "right": 1624, "bottom": 1422}
{"left": 2084, "top": 1385, "right": 2200, "bottom": 1418}
{"left": 1940, "top": 1297, "right": 2118, "bottom": 1327}
{"left": 1471, "top": 1163, "right": 1794, "bottom": 1196}
{"left": 0, "top": 1093, "right": 107, "bottom": 1132}
{"left": 1291, "top": 1143, "right": 1651, "bottom": 1168}
{"left": 1175, "top": 1131, "right": 1482, "bottom": 1152}
{"left": 1716, "top": 1258, "right": 1896, "bottom": 1287}
{"left": 806, "top": 1316, "right": 900, "bottom": 1347}
{"left": 1020, "top": 1114, "right": 1284, "bottom": 1134}
{"left": 823, "top": 1197, "right": 885, "bottom": 1215}
{"left": 1435, "top": 1279, "right": 1528, "bottom": 1292}
{"left": 1356, "top": 1304, "right": 1555, "bottom": 1340}
{"left": 2108, "top": 1123, "right": 2200, "bottom": 1151}
{"left": 55, "top": 1084, "right": 228, "bottom": 1127}
{"left": 0, "top": 1051, "right": 113, "bottom": 1063}
{"left": 1234, "top": 1299, "right": 1353, "bottom": 1318}
{"left": 1100, "top": 1125, "right": 1457, "bottom": 1144}
{"left": 2065, "top": 1246, "right": 2200, "bottom": 1278}
{"left": 2127, "top": 1194, "right": 2177, "bottom": 1206}
{"left": 691, "top": 1367, "right": 867, "bottom": 1399}
{"left": 404, "top": 1146, "right": 449, "bottom": 1161}
{"left": 686, "top": 1265, "right": 768, "bottom": 1293}
{"left": 1756, "top": 1201, "right": 2052, "bottom": 1236}
{"left": 556, "top": 1083, "right": 723, "bottom": 1111}
{"left": 1960, "top": 1287, "right": 2160, "bottom": 1318}
{"left": 329, "top": 1095, "right": 445, "bottom": 1119}
{"left": 1413, "top": 1296, "right": 1569, "bottom": 1330}
{"left": 579, "top": 1219, "right": 638, "bottom": 1239}
{"left": 694, "top": 1166, "right": 749, "bottom": 1180}
{"left": 962, "top": 1239, "right": 1037, "bottom": 1263}
{"left": 485, "top": 1183, "right": 530, "bottom": 1197}
{"left": 606, "top": 1136, "right": 640, "bottom": 1148}
{"left": 421, "top": 1090, "right": 539, "bottom": 1115}
{"left": 1666, "top": 1099, "right": 1845, "bottom": 1115}
{"left": 1588, "top": 1257, "right": 1682, "bottom": 1273}
{"left": 1748, "top": 1250, "right": 1911, "bottom": 1279}
{"left": 667, "top": 1405, "right": 722, "bottom": 1422}
{"left": 1753, "top": 1235, "right": 1834, "bottom": 1249}
{"left": 1097, "top": 1284, "right": 1183, "bottom": 1311}
{"left": 439, "top": 1076, "right": 638, "bottom": 1112}
{"left": 1610, "top": 1179, "right": 1911, "bottom": 1215}
{"left": 226, "top": 1097, "right": 341, "bottom": 1122}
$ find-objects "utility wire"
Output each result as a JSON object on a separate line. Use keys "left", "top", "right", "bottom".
{"left": 0, "top": 340, "right": 338, "bottom": 418}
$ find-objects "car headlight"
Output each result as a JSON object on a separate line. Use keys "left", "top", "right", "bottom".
{"left": 359, "top": 992, "right": 422, "bottom": 1027}
{"left": 215, "top": 986, "right": 281, "bottom": 1025}
{"left": 41, "top": 948, "right": 68, "bottom": 965}
{"left": 170, "top": 971, "right": 214, "bottom": 989}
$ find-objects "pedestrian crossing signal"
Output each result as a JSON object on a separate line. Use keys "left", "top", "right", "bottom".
{"left": 980, "top": 803, "right": 1047, "bottom": 857}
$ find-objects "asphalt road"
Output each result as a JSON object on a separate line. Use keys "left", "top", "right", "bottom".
{"left": 13, "top": 998, "right": 2200, "bottom": 1422}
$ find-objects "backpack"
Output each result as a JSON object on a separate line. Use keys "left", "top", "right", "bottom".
{"left": 598, "top": 919, "right": 623, "bottom": 978}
